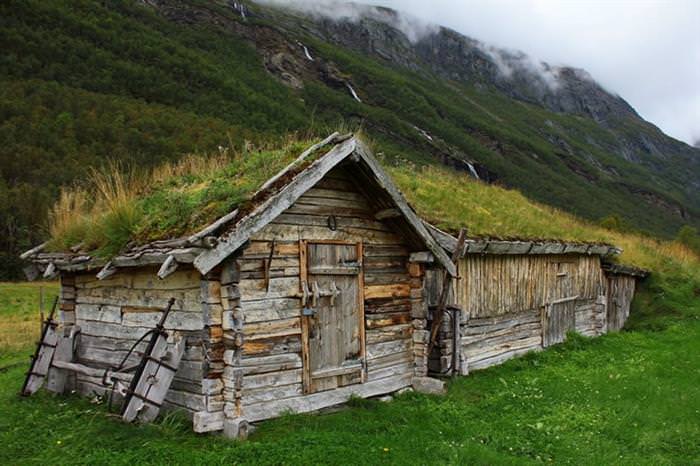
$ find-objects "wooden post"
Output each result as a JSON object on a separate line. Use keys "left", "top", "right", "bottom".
{"left": 451, "top": 307, "right": 461, "bottom": 377}
{"left": 39, "top": 286, "right": 45, "bottom": 336}
{"left": 427, "top": 228, "right": 467, "bottom": 358}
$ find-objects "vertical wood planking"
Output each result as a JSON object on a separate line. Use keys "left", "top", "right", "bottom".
{"left": 356, "top": 241, "right": 367, "bottom": 382}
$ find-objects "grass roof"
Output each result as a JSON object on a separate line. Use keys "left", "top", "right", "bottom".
{"left": 47, "top": 138, "right": 320, "bottom": 257}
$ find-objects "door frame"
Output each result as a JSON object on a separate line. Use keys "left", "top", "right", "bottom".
{"left": 299, "top": 239, "right": 366, "bottom": 394}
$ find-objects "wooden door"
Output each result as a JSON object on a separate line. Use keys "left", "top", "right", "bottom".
{"left": 542, "top": 299, "right": 575, "bottom": 347}
{"left": 552, "top": 260, "right": 575, "bottom": 299}
{"left": 301, "top": 241, "right": 365, "bottom": 393}
{"left": 607, "top": 276, "right": 635, "bottom": 332}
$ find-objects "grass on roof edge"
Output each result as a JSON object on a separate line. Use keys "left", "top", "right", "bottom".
{"left": 46, "top": 137, "right": 321, "bottom": 257}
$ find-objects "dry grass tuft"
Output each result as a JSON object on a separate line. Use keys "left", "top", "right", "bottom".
{"left": 45, "top": 136, "right": 319, "bottom": 256}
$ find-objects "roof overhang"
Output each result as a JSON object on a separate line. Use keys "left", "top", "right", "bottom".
{"left": 424, "top": 221, "right": 623, "bottom": 258}
{"left": 601, "top": 262, "right": 649, "bottom": 278}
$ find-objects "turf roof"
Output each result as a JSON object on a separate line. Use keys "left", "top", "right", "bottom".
{"left": 46, "top": 138, "right": 325, "bottom": 256}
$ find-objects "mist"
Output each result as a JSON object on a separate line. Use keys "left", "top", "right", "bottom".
{"left": 254, "top": 0, "right": 700, "bottom": 146}
{"left": 256, "top": 0, "right": 438, "bottom": 42}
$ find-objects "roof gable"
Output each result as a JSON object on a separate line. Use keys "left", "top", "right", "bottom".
{"left": 194, "top": 136, "right": 457, "bottom": 276}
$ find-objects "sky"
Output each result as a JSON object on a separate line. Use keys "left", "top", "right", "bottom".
{"left": 259, "top": 0, "right": 700, "bottom": 146}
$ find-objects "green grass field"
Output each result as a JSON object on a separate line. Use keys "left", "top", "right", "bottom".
{"left": 1, "top": 279, "right": 698, "bottom": 465}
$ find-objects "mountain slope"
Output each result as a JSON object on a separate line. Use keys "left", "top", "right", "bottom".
{"left": 1, "top": 0, "right": 697, "bottom": 278}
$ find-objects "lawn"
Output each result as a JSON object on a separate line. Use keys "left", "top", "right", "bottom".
{"left": 0, "top": 282, "right": 59, "bottom": 355}
{"left": 1, "top": 281, "right": 698, "bottom": 465}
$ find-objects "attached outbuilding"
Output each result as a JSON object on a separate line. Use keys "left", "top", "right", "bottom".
{"left": 424, "top": 224, "right": 648, "bottom": 375}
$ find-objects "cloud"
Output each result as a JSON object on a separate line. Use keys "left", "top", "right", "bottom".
{"left": 475, "top": 43, "right": 563, "bottom": 91}
{"left": 254, "top": 0, "right": 700, "bottom": 145}
{"left": 256, "top": 0, "right": 438, "bottom": 42}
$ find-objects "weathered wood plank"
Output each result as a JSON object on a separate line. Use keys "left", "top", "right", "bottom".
{"left": 122, "top": 335, "right": 186, "bottom": 423}
{"left": 241, "top": 372, "right": 412, "bottom": 422}
{"left": 243, "top": 317, "right": 301, "bottom": 341}
{"left": 364, "top": 283, "right": 410, "bottom": 299}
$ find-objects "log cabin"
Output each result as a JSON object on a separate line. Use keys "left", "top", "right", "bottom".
{"left": 22, "top": 133, "right": 457, "bottom": 437}
{"left": 21, "top": 133, "right": 647, "bottom": 437}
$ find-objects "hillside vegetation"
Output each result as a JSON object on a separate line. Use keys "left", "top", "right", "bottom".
{"left": 2, "top": 0, "right": 699, "bottom": 279}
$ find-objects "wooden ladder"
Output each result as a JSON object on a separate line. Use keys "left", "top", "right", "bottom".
{"left": 20, "top": 297, "right": 59, "bottom": 396}
{"left": 427, "top": 228, "right": 467, "bottom": 361}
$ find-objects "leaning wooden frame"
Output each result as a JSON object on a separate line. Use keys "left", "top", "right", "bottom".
{"left": 21, "top": 297, "right": 186, "bottom": 424}
{"left": 20, "top": 133, "right": 648, "bottom": 438}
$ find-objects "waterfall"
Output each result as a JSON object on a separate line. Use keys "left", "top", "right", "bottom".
{"left": 231, "top": 1, "right": 246, "bottom": 19}
{"left": 466, "top": 162, "right": 480, "bottom": 180}
{"left": 302, "top": 45, "right": 314, "bottom": 61}
{"left": 346, "top": 83, "right": 362, "bottom": 103}
{"left": 414, "top": 126, "right": 433, "bottom": 141}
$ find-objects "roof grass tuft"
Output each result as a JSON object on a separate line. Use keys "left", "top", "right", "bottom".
{"left": 47, "top": 138, "right": 318, "bottom": 256}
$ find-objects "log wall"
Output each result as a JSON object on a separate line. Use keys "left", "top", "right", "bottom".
{"left": 68, "top": 267, "right": 211, "bottom": 416}
{"left": 214, "top": 166, "right": 421, "bottom": 428}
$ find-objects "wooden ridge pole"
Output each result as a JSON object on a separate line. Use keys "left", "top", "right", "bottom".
{"left": 427, "top": 228, "right": 467, "bottom": 358}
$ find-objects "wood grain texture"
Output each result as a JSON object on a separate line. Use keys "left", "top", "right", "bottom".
{"left": 607, "top": 275, "right": 636, "bottom": 332}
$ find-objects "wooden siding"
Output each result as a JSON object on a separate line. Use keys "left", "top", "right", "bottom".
{"left": 454, "top": 254, "right": 606, "bottom": 318}
{"left": 462, "top": 310, "right": 543, "bottom": 372}
{"left": 216, "top": 165, "right": 421, "bottom": 425}
{"left": 607, "top": 275, "right": 636, "bottom": 332}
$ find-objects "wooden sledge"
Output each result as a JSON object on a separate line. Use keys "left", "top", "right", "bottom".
{"left": 21, "top": 297, "right": 185, "bottom": 425}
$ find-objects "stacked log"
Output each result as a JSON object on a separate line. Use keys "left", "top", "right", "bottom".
{"left": 71, "top": 268, "right": 206, "bottom": 415}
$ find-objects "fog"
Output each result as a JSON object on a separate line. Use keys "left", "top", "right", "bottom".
{"left": 257, "top": 0, "right": 700, "bottom": 146}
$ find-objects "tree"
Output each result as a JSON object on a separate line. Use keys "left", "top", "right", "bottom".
{"left": 598, "top": 214, "right": 630, "bottom": 233}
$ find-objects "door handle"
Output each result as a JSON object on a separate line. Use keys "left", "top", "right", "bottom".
{"left": 311, "top": 281, "right": 319, "bottom": 308}
{"left": 329, "top": 281, "right": 341, "bottom": 306}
